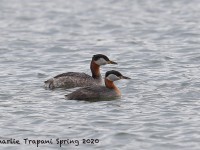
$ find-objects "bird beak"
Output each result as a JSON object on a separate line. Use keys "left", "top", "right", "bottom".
{"left": 108, "top": 60, "right": 117, "bottom": 64}
{"left": 121, "top": 76, "right": 131, "bottom": 79}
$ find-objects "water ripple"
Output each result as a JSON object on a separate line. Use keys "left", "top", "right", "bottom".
{"left": 0, "top": 0, "right": 200, "bottom": 150}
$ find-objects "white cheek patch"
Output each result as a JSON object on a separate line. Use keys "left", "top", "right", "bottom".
{"left": 106, "top": 74, "right": 120, "bottom": 81}
{"left": 95, "top": 58, "right": 107, "bottom": 65}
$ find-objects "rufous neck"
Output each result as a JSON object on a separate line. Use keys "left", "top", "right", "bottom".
{"left": 105, "top": 78, "right": 121, "bottom": 96}
{"left": 105, "top": 79, "right": 115, "bottom": 89}
{"left": 90, "top": 60, "right": 101, "bottom": 79}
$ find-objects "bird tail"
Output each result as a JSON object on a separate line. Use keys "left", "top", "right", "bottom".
{"left": 44, "top": 79, "right": 54, "bottom": 89}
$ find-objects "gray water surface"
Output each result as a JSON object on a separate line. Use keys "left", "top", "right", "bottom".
{"left": 1, "top": 0, "right": 200, "bottom": 150}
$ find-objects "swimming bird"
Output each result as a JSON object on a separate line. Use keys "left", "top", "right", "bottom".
{"left": 66, "top": 70, "right": 130, "bottom": 101}
{"left": 44, "top": 54, "right": 117, "bottom": 89}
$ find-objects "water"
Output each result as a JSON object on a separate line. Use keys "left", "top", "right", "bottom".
{"left": 0, "top": 0, "right": 200, "bottom": 149}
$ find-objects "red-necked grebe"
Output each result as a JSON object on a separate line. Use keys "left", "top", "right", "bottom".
{"left": 44, "top": 54, "right": 117, "bottom": 89}
{"left": 65, "top": 70, "right": 130, "bottom": 101}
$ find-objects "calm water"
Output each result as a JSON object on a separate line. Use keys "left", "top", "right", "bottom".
{"left": 1, "top": 0, "right": 200, "bottom": 149}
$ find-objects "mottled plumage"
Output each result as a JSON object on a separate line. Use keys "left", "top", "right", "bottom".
{"left": 44, "top": 54, "right": 117, "bottom": 89}
{"left": 45, "top": 72, "right": 101, "bottom": 89}
{"left": 66, "top": 70, "right": 130, "bottom": 101}
{"left": 54, "top": 72, "right": 91, "bottom": 78}
{"left": 66, "top": 86, "right": 119, "bottom": 101}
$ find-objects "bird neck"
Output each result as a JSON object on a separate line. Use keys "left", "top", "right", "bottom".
{"left": 105, "top": 78, "right": 121, "bottom": 96}
{"left": 90, "top": 60, "right": 101, "bottom": 79}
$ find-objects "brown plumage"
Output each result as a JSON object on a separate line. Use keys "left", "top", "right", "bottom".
{"left": 66, "top": 70, "right": 130, "bottom": 101}
{"left": 44, "top": 54, "right": 117, "bottom": 89}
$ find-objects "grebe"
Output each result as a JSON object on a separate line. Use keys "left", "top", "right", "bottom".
{"left": 44, "top": 54, "right": 117, "bottom": 89}
{"left": 66, "top": 70, "right": 130, "bottom": 101}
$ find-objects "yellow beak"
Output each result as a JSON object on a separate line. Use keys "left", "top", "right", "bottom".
{"left": 108, "top": 60, "right": 117, "bottom": 64}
